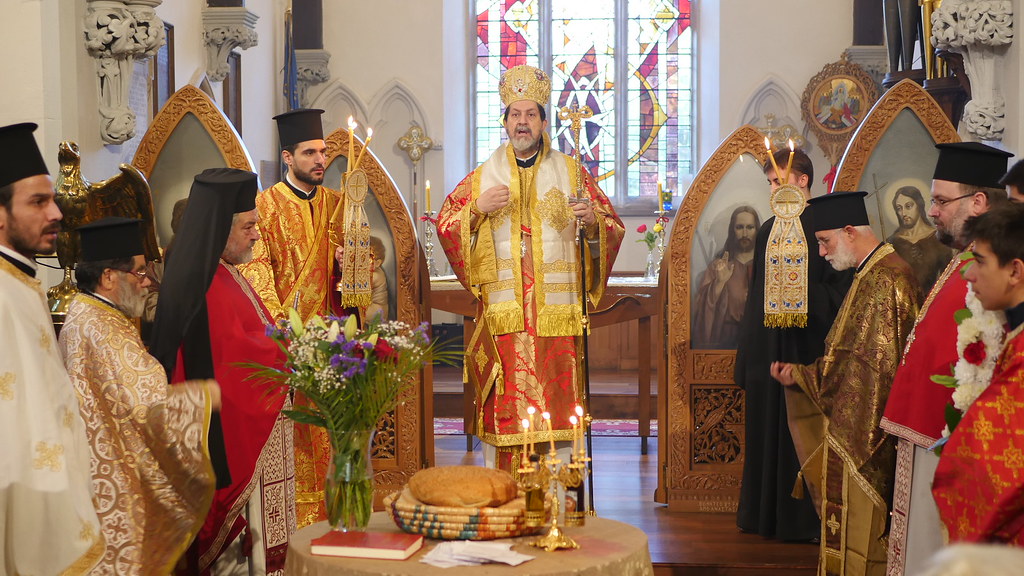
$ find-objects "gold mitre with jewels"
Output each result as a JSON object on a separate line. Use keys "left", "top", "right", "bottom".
{"left": 499, "top": 65, "right": 551, "bottom": 108}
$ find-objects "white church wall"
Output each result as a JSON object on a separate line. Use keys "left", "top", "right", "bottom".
{"left": 319, "top": 0, "right": 446, "bottom": 215}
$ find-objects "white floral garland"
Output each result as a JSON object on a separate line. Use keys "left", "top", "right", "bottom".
{"left": 941, "top": 283, "right": 1006, "bottom": 438}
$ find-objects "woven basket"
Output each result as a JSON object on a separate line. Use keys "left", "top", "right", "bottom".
{"left": 384, "top": 488, "right": 545, "bottom": 540}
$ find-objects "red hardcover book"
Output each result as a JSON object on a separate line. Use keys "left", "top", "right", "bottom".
{"left": 310, "top": 530, "right": 424, "bottom": 560}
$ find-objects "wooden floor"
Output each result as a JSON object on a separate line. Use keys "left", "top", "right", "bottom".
{"left": 434, "top": 434, "right": 818, "bottom": 576}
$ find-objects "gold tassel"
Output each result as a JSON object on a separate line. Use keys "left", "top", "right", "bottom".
{"left": 792, "top": 470, "right": 805, "bottom": 499}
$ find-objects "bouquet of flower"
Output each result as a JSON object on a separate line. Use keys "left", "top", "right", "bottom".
{"left": 251, "top": 309, "right": 456, "bottom": 529}
{"left": 636, "top": 215, "right": 670, "bottom": 251}
{"left": 930, "top": 260, "right": 1005, "bottom": 451}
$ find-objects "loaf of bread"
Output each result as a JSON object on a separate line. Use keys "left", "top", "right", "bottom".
{"left": 408, "top": 465, "right": 518, "bottom": 508}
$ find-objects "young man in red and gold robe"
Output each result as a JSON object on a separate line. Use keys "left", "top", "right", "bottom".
{"left": 239, "top": 109, "right": 343, "bottom": 527}
{"left": 436, "top": 65, "right": 624, "bottom": 471}
{"left": 932, "top": 203, "right": 1024, "bottom": 544}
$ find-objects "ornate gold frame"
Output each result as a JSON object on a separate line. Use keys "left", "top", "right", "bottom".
{"left": 132, "top": 84, "right": 253, "bottom": 176}
{"left": 800, "top": 57, "right": 880, "bottom": 166}
{"left": 324, "top": 127, "right": 429, "bottom": 497}
{"left": 833, "top": 79, "right": 959, "bottom": 192}
{"left": 657, "top": 124, "right": 767, "bottom": 512}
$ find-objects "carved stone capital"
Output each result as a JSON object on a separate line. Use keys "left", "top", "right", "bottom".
{"left": 202, "top": 6, "right": 259, "bottom": 82}
{"left": 83, "top": 0, "right": 165, "bottom": 144}
{"left": 932, "top": 0, "right": 1013, "bottom": 140}
{"left": 296, "top": 49, "right": 331, "bottom": 84}
{"left": 295, "top": 48, "right": 331, "bottom": 106}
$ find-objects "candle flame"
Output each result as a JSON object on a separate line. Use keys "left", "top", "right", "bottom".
{"left": 764, "top": 136, "right": 772, "bottom": 150}
{"left": 522, "top": 418, "right": 530, "bottom": 430}
{"left": 348, "top": 116, "right": 357, "bottom": 129}
{"left": 575, "top": 405, "right": 584, "bottom": 417}
{"left": 527, "top": 406, "right": 537, "bottom": 415}
{"left": 788, "top": 139, "right": 795, "bottom": 152}
{"left": 569, "top": 415, "right": 578, "bottom": 425}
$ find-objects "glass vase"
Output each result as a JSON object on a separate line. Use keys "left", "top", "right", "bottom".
{"left": 324, "top": 428, "right": 375, "bottom": 532}
{"left": 644, "top": 248, "right": 657, "bottom": 280}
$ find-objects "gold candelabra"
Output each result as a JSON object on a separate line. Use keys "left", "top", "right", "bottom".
{"left": 517, "top": 410, "right": 592, "bottom": 551}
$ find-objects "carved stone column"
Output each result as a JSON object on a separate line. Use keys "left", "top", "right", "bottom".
{"left": 202, "top": 6, "right": 259, "bottom": 82}
{"left": 83, "top": 0, "right": 165, "bottom": 144}
{"left": 295, "top": 49, "right": 331, "bottom": 107}
{"left": 932, "top": 0, "right": 1014, "bottom": 141}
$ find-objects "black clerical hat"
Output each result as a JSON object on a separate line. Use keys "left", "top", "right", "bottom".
{"left": 78, "top": 217, "right": 144, "bottom": 261}
{"left": 192, "top": 168, "right": 258, "bottom": 213}
{"left": 807, "top": 191, "right": 870, "bottom": 232}
{"left": 933, "top": 142, "right": 1013, "bottom": 188}
{"left": 0, "top": 123, "right": 48, "bottom": 188}
{"left": 272, "top": 108, "right": 325, "bottom": 149}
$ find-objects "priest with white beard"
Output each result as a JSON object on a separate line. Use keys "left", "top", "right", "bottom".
{"left": 59, "top": 216, "right": 221, "bottom": 574}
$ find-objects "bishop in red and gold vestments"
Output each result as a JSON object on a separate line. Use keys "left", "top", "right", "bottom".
{"left": 152, "top": 169, "right": 295, "bottom": 575}
{"left": 772, "top": 192, "right": 920, "bottom": 576}
{"left": 239, "top": 109, "right": 344, "bottom": 527}
{"left": 60, "top": 217, "right": 216, "bottom": 575}
{"left": 932, "top": 204, "right": 1024, "bottom": 544}
{"left": 880, "top": 142, "right": 1013, "bottom": 576}
{"left": 437, "top": 65, "right": 624, "bottom": 470}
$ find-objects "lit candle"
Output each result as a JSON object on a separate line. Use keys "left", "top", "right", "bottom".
{"left": 527, "top": 406, "right": 537, "bottom": 455}
{"left": 764, "top": 136, "right": 781, "bottom": 177}
{"left": 569, "top": 415, "right": 579, "bottom": 459}
{"left": 542, "top": 411, "right": 555, "bottom": 454}
{"left": 575, "top": 405, "right": 585, "bottom": 458}
{"left": 346, "top": 116, "right": 357, "bottom": 177}
{"left": 353, "top": 127, "right": 373, "bottom": 172}
{"left": 784, "top": 139, "right": 795, "bottom": 182}
{"left": 521, "top": 418, "right": 531, "bottom": 467}
{"left": 425, "top": 179, "right": 432, "bottom": 213}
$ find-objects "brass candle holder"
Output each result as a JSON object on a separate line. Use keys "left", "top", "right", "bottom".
{"left": 518, "top": 447, "right": 590, "bottom": 551}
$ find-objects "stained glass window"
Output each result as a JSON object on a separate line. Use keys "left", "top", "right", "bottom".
{"left": 474, "top": 0, "right": 692, "bottom": 207}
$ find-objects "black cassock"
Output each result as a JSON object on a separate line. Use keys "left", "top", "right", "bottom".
{"left": 734, "top": 209, "right": 853, "bottom": 541}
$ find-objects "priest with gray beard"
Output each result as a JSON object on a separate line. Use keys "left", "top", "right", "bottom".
{"left": 58, "top": 216, "right": 220, "bottom": 574}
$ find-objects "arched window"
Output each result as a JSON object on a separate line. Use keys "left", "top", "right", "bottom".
{"left": 474, "top": 0, "right": 693, "bottom": 210}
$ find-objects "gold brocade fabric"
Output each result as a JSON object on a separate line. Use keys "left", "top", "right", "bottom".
{"left": 58, "top": 294, "right": 214, "bottom": 575}
{"left": 337, "top": 170, "right": 372, "bottom": 308}
{"left": 240, "top": 182, "right": 343, "bottom": 324}
{"left": 436, "top": 143, "right": 624, "bottom": 458}
{"left": 239, "top": 182, "right": 340, "bottom": 528}
{"left": 792, "top": 246, "right": 921, "bottom": 576}
{"left": 764, "top": 186, "right": 809, "bottom": 328}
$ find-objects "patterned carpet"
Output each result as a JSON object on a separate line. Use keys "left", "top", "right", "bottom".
{"left": 433, "top": 418, "right": 658, "bottom": 437}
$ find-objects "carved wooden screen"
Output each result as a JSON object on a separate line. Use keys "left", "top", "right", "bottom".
{"left": 657, "top": 125, "right": 771, "bottom": 512}
{"left": 834, "top": 79, "right": 959, "bottom": 295}
{"left": 323, "top": 127, "right": 430, "bottom": 500}
{"left": 132, "top": 84, "right": 255, "bottom": 246}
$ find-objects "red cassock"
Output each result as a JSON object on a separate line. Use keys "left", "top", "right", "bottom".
{"left": 881, "top": 260, "right": 968, "bottom": 446}
{"left": 172, "top": 264, "right": 285, "bottom": 570}
{"left": 932, "top": 325, "right": 1024, "bottom": 543}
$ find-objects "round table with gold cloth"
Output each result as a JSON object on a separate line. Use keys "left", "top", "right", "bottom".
{"left": 285, "top": 512, "right": 655, "bottom": 575}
